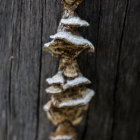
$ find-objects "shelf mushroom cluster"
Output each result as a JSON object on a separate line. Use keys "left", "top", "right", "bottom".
{"left": 43, "top": 0, "right": 95, "bottom": 139}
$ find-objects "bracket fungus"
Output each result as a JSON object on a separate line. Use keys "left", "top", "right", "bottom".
{"left": 50, "top": 122, "right": 77, "bottom": 140}
{"left": 43, "top": 0, "right": 95, "bottom": 139}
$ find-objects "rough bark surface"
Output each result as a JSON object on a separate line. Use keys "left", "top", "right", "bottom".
{"left": 0, "top": 0, "right": 140, "bottom": 140}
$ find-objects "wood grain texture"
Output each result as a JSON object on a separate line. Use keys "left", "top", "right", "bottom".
{"left": 38, "top": 0, "right": 61, "bottom": 140}
{"left": 7, "top": 0, "right": 42, "bottom": 139}
{"left": 83, "top": 0, "right": 130, "bottom": 140}
{"left": 0, "top": 0, "right": 14, "bottom": 139}
{"left": 0, "top": 0, "right": 140, "bottom": 140}
{"left": 0, "top": 0, "right": 42, "bottom": 140}
{"left": 113, "top": 0, "right": 140, "bottom": 140}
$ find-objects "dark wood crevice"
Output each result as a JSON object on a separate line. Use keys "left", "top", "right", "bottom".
{"left": 82, "top": 0, "right": 102, "bottom": 139}
{"left": 35, "top": 0, "right": 44, "bottom": 140}
{"left": 7, "top": 0, "right": 17, "bottom": 139}
{"left": 110, "top": 0, "right": 130, "bottom": 140}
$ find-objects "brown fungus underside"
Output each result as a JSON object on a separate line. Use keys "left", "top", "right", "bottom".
{"left": 43, "top": 0, "right": 95, "bottom": 139}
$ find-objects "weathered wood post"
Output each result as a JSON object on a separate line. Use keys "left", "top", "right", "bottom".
{"left": 0, "top": 0, "right": 140, "bottom": 140}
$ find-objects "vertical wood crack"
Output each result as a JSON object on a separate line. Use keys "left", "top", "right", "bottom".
{"left": 7, "top": 0, "right": 15, "bottom": 139}
{"left": 82, "top": 0, "right": 102, "bottom": 139}
{"left": 35, "top": 0, "right": 44, "bottom": 139}
{"left": 111, "top": 0, "right": 130, "bottom": 140}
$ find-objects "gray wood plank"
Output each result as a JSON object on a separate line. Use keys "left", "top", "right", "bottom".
{"left": 83, "top": 0, "right": 129, "bottom": 140}
{"left": 113, "top": 0, "right": 140, "bottom": 139}
{"left": 6, "top": 0, "right": 42, "bottom": 140}
{"left": 38, "top": 0, "right": 62, "bottom": 139}
{"left": 0, "top": 0, "right": 140, "bottom": 140}
{"left": 0, "top": 0, "right": 14, "bottom": 139}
